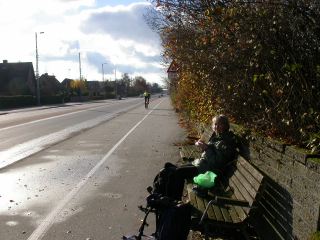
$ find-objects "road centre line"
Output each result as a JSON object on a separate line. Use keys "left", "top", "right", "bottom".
{"left": 0, "top": 105, "right": 103, "bottom": 132}
{"left": 0, "top": 100, "right": 143, "bottom": 169}
{"left": 27, "top": 99, "right": 163, "bottom": 240}
{"left": 0, "top": 99, "right": 137, "bottom": 132}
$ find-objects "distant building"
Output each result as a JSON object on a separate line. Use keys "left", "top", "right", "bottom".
{"left": 87, "top": 80, "right": 103, "bottom": 97}
{"left": 61, "top": 78, "right": 72, "bottom": 88}
{"left": 39, "top": 73, "right": 64, "bottom": 96}
{"left": 0, "top": 60, "right": 36, "bottom": 96}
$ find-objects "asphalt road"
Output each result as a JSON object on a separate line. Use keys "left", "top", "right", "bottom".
{"left": 0, "top": 96, "right": 186, "bottom": 240}
{"left": 0, "top": 98, "right": 144, "bottom": 168}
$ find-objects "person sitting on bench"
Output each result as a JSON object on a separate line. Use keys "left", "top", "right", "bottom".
{"left": 168, "top": 114, "right": 238, "bottom": 200}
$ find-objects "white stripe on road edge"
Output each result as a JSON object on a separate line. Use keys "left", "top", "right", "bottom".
{"left": 0, "top": 99, "right": 139, "bottom": 132}
{"left": 0, "top": 100, "right": 143, "bottom": 169}
{"left": 27, "top": 99, "right": 164, "bottom": 240}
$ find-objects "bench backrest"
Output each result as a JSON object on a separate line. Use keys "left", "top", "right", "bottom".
{"left": 199, "top": 126, "right": 213, "bottom": 142}
{"left": 227, "top": 156, "right": 265, "bottom": 214}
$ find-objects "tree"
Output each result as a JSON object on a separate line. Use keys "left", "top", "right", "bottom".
{"left": 148, "top": 0, "right": 320, "bottom": 151}
{"left": 70, "top": 79, "right": 88, "bottom": 96}
{"left": 133, "top": 76, "right": 148, "bottom": 93}
{"left": 151, "top": 83, "right": 162, "bottom": 93}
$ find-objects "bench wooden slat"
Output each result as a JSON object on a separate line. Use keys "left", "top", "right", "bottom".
{"left": 228, "top": 181, "right": 251, "bottom": 216}
{"left": 187, "top": 184, "right": 225, "bottom": 222}
{"left": 237, "top": 157, "right": 263, "bottom": 191}
{"left": 205, "top": 200, "right": 217, "bottom": 219}
{"left": 228, "top": 178, "right": 246, "bottom": 201}
{"left": 203, "top": 198, "right": 220, "bottom": 220}
{"left": 229, "top": 174, "right": 254, "bottom": 204}
{"left": 233, "top": 171, "right": 257, "bottom": 201}
{"left": 220, "top": 206, "right": 233, "bottom": 223}
{"left": 211, "top": 204, "right": 225, "bottom": 221}
{"left": 195, "top": 194, "right": 207, "bottom": 215}
{"left": 199, "top": 128, "right": 213, "bottom": 142}
{"left": 180, "top": 145, "right": 201, "bottom": 161}
{"left": 188, "top": 184, "right": 219, "bottom": 221}
{"left": 232, "top": 205, "right": 248, "bottom": 222}
{"left": 187, "top": 185, "right": 201, "bottom": 217}
{"left": 227, "top": 205, "right": 243, "bottom": 223}
{"left": 238, "top": 157, "right": 263, "bottom": 183}
{"left": 226, "top": 157, "right": 264, "bottom": 205}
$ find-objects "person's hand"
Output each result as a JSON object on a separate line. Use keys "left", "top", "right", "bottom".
{"left": 195, "top": 140, "right": 208, "bottom": 151}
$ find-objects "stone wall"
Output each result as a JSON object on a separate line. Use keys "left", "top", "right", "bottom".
{"left": 248, "top": 135, "right": 320, "bottom": 240}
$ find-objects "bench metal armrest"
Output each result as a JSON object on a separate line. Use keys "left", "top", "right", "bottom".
{"left": 199, "top": 196, "right": 250, "bottom": 225}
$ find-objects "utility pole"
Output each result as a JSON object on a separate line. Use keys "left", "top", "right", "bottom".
{"left": 114, "top": 66, "right": 117, "bottom": 99}
{"left": 102, "top": 63, "right": 104, "bottom": 81}
{"left": 102, "top": 63, "right": 107, "bottom": 82}
{"left": 79, "top": 52, "right": 82, "bottom": 80}
{"left": 35, "top": 31, "right": 44, "bottom": 105}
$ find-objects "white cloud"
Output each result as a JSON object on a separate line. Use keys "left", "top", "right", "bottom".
{"left": 0, "top": 0, "right": 165, "bottom": 84}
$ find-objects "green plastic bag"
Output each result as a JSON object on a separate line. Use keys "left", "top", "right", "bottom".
{"left": 193, "top": 171, "right": 217, "bottom": 188}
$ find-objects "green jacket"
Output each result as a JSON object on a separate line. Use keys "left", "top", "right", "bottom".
{"left": 193, "top": 130, "right": 238, "bottom": 173}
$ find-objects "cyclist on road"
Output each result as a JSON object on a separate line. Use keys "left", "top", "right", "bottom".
{"left": 143, "top": 90, "right": 151, "bottom": 108}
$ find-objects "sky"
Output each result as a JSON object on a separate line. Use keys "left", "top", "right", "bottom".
{"left": 0, "top": 0, "right": 166, "bottom": 85}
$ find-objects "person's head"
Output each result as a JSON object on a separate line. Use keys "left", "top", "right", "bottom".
{"left": 212, "top": 114, "right": 230, "bottom": 134}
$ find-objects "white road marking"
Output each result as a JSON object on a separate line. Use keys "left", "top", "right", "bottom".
{"left": 27, "top": 100, "right": 163, "bottom": 240}
{"left": 0, "top": 99, "right": 138, "bottom": 132}
{"left": 0, "top": 101, "right": 142, "bottom": 169}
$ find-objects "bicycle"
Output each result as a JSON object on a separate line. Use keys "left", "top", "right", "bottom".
{"left": 123, "top": 187, "right": 191, "bottom": 240}
{"left": 144, "top": 97, "right": 150, "bottom": 109}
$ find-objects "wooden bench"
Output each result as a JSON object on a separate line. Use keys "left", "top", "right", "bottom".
{"left": 179, "top": 123, "right": 265, "bottom": 238}
{"left": 184, "top": 156, "right": 265, "bottom": 239}
{"left": 179, "top": 125, "right": 294, "bottom": 239}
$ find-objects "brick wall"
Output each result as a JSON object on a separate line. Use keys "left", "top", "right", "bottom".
{"left": 248, "top": 135, "right": 320, "bottom": 239}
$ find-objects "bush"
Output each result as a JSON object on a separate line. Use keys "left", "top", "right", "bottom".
{"left": 90, "top": 95, "right": 105, "bottom": 100}
{"left": 0, "top": 95, "right": 36, "bottom": 109}
{"left": 41, "top": 96, "right": 64, "bottom": 105}
{"left": 310, "top": 232, "right": 320, "bottom": 240}
{"left": 149, "top": 0, "right": 320, "bottom": 152}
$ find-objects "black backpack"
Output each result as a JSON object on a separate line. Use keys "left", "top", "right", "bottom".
{"left": 124, "top": 194, "right": 191, "bottom": 240}
{"left": 151, "top": 163, "right": 191, "bottom": 240}
{"left": 152, "top": 162, "right": 177, "bottom": 199}
{"left": 156, "top": 203, "right": 191, "bottom": 240}
{"left": 123, "top": 162, "right": 191, "bottom": 240}
{"left": 146, "top": 193, "right": 191, "bottom": 240}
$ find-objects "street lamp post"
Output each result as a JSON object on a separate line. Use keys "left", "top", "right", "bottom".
{"left": 102, "top": 63, "right": 107, "bottom": 81}
{"left": 35, "top": 31, "right": 44, "bottom": 106}
{"left": 114, "top": 65, "right": 118, "bottom": 99}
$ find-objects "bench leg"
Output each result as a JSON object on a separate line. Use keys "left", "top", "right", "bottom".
{"left": 199, "top": 199, "right": 217, "bottom": 225}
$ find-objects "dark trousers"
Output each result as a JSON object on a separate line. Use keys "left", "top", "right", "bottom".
{"left": 168, "top": 164, "right": 199, "bottom": 200}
